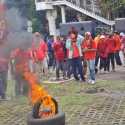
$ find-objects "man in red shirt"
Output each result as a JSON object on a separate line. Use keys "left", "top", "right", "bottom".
{"left": 113, "top": 32, "right": 122, "bottom": 66}
{"left": 68, "top": 31, "right": 85, "bottom": 82}
{"left": 106, "top": 34, "right": 116, "bottom": 72}
{"left": 34, "top": 32, "right": 48, "bottom": 81}
{"left": 97, "top": 35, "right": 108, "bottom": 73}
{"left": 82, "top": 32, "right": 97, "bottom": 84}
{"left": 53, "top": 36, "right": 66, "bottom": 80}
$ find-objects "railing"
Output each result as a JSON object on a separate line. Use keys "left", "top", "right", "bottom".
{"left": 35, "top": 0, "right": 115, "bottom": 25}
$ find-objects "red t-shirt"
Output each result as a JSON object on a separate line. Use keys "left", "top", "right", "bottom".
{"left": 36, "top": 41, "right": 47, "bottom": 60}
{"left": 72, "top": 42, "right": 80, "bottom": 58}
{"left": 106, "top": 38, "right": 116, "bottom": 53}
{"left": 113, "top": 35, "right": 121, "bottom": 51}
{"left": 97, "top": 39, "right": 108, "bottom": 58}
{"left": 82, "top": 40, "right": 97, "bottom": 60}
{"left": 53, "top": 41, "right": 65, "bottom": 61}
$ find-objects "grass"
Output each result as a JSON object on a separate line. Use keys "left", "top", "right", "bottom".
{"left": 1, "top": 70, "right": 125, "bottom": 125}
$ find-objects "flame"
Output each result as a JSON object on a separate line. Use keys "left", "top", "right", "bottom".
{"left": 24, "top": 71, "right": 48, "bottom": 104}
{"left": 16, "top": 61, "right": 57, "bottom": 118}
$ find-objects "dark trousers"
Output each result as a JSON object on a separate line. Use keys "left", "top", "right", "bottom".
{"left": 66, "top": 59, "right": 73, "bottom": 78}
{"left": 107, "top": 53, "right": 115, "bottom": 71}
{"left": 99, "top": 57, "right": 107, "bottom": 71}
{"left": 0, "top": 71, "right": 7, "bottom": 98}
{"left": 15, "top": 73, "right": 28, "bottom": 95}
{"left": 71, "top": 57, "right": 85, "bottom": 81}
{"left": 56, "top": 60, "right": 66, "bottom": 79}
{"left": 48, "top": 52, "right": 54, "bottom": 68}
{"left": 115, "top": 51, "right": 122, "bottom": 66}
{"left": 95, "top": 54, "right": 99, "bottom": 67}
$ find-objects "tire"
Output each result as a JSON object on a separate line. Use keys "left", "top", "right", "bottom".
{"left": 27, "top": 110, "right": 65, "bottom": 125}
{"left": 32, "top": 97, "right": 58, "bottom": 119}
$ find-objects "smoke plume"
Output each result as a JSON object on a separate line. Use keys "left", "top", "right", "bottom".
{"left": 0, "top": 7, "right": 33, "bottom": 58}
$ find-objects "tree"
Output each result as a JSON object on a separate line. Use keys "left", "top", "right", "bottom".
{"left": 98, "top": 0, "right": 125, "bottom": 19}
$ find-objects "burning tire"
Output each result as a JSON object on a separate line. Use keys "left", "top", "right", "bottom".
{"left": 27, "top": 110, "right": 65, "bottom": 125}
{"left": 32, "top": 97, "right": 58, "bottom": 119}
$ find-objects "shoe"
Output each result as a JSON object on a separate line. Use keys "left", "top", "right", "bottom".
{"left": 91, "top": 80, "right": 96, "bottom": 84}
{"left": 56, "top": 78, "right": 60, "bottom": 81}
{"left": 88, "top": 79, "right": 92, "bottom": 84}
{"left": 63, "top": 77, "right": 68, "bottom": 80}
{"left": 106, "top": 71, "right": 109, "bottom": 74}
{"left": 112, "top": 69, "right": 116, "bottom": 72}
{"left": 99, "top": 69, "right": 103, "bottom": 74}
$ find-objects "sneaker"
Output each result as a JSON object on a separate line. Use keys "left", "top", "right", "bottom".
{"left": 99, "top": 69, "right": 103, "bottom": 74}
{"left": 91, "top": 80, "right": 96, "bottom": 84}
{"left": 105, "top": 71, "right": 110, "bottom": 74}
{"left": 88, "top": 79, "right": 92, "bottom": 84}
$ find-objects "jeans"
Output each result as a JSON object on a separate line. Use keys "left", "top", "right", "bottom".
{"left": 87, "top": 59, "right": 95, "bottom": 81}
{"left": 115, "top": 51, "right": 122, "bottom": 66}
{"left": 71, "top": 57, "right": 85, "bottom": 81}
{"left": 56, "top": 60, "right": 66, "bottom": 79}
{"left": 48, "top": 52, "right": 54, "bottom": 68}
{"left": 66, "top": 59, "right": 73, "bottom": 78}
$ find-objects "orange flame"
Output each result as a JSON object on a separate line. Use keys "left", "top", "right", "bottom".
{"left": 15, "top": 60, "right": 57, "bottom": 118}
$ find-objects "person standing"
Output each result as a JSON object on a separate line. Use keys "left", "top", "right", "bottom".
{"left": 113, "top": 32, "right": 122, "bottom": 66}
{"left": 120, "top": 33, "right": 125, "bottom": 66}
{"left": 97, "top": 35, "right": 108, "bottom": 73}
{"left": 66, "top": 30, "right": 85, "bottom": 82}
{"left": 53, "top": 36, "right": 66, "bottom": 80}
{"left": 47, "top": 36, "right": 54, "bottom": 70}
{"left": 82, "top": 32, "right": 97, "bottom": 84}
{"left": 106, "top": 35, "right": 116, "bottom": 72}
{"left": 34, "top": 32, "right": 48, "bottom": 81}
{"left": 0, "top": 57, "right": 8, "bottom": 99}
{"left": 94, "top": 34, "right": 100, "bottom": 74}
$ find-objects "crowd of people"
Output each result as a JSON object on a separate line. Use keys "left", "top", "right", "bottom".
{"left": 27, "top": 29, "right": 125, "bottom": 84}
{"left": 0, "top": 28, "right": 125, "bottom": 99}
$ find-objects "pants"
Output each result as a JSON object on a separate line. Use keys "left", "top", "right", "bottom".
{"left": 48, "top": 52, "right": 54, "bottom": 68}
{"left": 107, "top": 53, "right": 115, "bottom": 71}
{"left": 87, "top": 59, "right": 95, "bottom": 81}
{"left": 15, "top": 73, "right": 24, "bottom": 95}
{"left": 0, "top": 71, "right": 7, "bottom": 98}
{"left": 35, "top": 57, "right": 48, "bottom": 81}
{"left": 82, "top": 59, "right": 87, "bottom": 79}
{"left": 95, "top": 54, "right": 99, "bottom": 67}
{"left": 115, "top": 51, "right": 122, "bottom": 66}
{"left": 28, "top": 59, "right": 35, "bottom": 73}
{"left": 99, "top": 57, "right": 107, "bottom": 71}
{"left": 56, "top": 60, "right": 66, "bottom": 79}
{"left": 71, "top": 57, "right": 85, "bottom": 81}
{"left": 66, "top": 59, "right": 73, "bottom": 78}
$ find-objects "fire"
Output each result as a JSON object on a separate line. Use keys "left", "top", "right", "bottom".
{"left": 15, "top": 57, "right": 58, "bottom": 118}
{"left": 24, "top": 70, "right": 58, "bottom": 118}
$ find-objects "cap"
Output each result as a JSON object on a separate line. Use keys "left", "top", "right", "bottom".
{"left": 100, "top": 35, "right": 105, "bottom": 39}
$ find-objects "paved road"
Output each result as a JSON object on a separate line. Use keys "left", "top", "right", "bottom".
{"left": 0, "top": 66, "right": 125, "bottom": 125}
